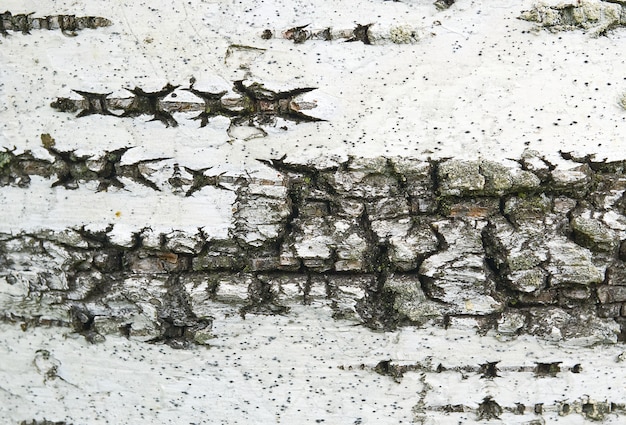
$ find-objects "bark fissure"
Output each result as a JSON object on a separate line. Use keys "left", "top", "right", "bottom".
{"left": 3, "top": 148, "right": 626, "bottom": 346}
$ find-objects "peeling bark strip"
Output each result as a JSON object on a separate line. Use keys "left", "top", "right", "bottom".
{"left": 520, "top": 0, "right": 626, "bottom": 36}
{"left": 0, "top": 11, "right": 112, "bottom": 36}
{"left": 50, "top": 81, "right": 322, "bottom": 128}
{"left": 6, "top": 150, "right": 626, "bottom": 347}
{"left": 261, "top": 23, "right": 423, "bottom": 44}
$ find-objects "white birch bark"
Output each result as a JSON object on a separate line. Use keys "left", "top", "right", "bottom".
{"left": 2, "top": 0, "right": 626, "bottom": 423}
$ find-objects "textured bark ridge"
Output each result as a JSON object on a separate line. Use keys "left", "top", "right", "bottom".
{"left": 50, "top": 81, "right": 322, "bottom": 129}
{"left": 0, "top": 11, "right": 112, "bottom": 36}
{"left": 260, "top": 23, "right": 424, "bottom": 44}
{"left": 3, "top": 149, "right": 626, "bottom": 347}
{"left": 338, "top": 357, "right": 626, "bottom": 422}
